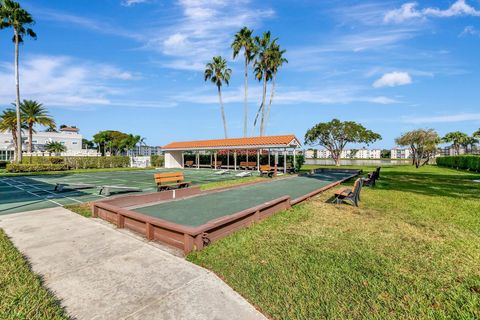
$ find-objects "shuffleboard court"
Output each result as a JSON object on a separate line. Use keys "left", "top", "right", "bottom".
{"left": 0, "top": 169, "right": 252, "bottom": 215}
{"left": 133, "top": 171, "right": 354, "bottom": 227}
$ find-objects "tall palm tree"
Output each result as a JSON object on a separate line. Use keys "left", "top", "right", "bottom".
{"left": 232, "top": 27, "right": 257, "bottom": 137}
{"left": 1, "top": 0, "right": 37, "bottom": 163}
{"left": 20, "top": 100, "right": 55, "bottom": 153}
{"left": 0, "top": 108, "right": 27, "bottom": 151}
{"left": 252, "top": 31, "right": 276, "bottom": 136}
{"left": 44, "top": 141, "right": 66, "bottom": 154}
{"left": 204, "top": 56, "right": 232, "bottom": 138}
{"left": 264, "top": 43, "right": 287, "bottom": 135}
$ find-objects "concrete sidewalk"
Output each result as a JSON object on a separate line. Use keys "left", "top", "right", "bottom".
{"left": 0, "top": 208, "right": 266, "bottom": 320}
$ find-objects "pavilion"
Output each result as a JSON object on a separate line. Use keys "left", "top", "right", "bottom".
{"left": 162, "top": 135, "right": 302, "bottom": 173}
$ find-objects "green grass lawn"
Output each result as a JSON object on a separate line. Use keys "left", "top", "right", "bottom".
{"left": 188, "top": 165, "right": 480, "bottom": 319}
{"left": 0, "top": 230, "right": 68, "bottom": 319}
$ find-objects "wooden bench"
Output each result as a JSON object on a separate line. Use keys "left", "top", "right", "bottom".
{"left": 154, "top": 172, "right": 191, "bottom": 191}
{"left": 239, "top": 161, "right": 257, "bottom": 170}
{"left": 332, "top": 178, "right": 363, "bottom": 207}
{"left": 362, "top": 168, "right": 380, "bottom": 187}
{"left": 184, "top": 160, "right": 195, "bottom": 168}
{"left": 260, "top": 165, "right": 274, "bottom": 178}
{"left": 211, "top": 161, "right": 222, "bottom": 169}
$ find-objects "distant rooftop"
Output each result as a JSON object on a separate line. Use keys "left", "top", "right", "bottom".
{"left": 60, "top": 127, "right": 80, "bottom": 133}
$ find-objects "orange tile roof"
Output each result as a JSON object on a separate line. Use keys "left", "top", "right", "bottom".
{"left": 162, "top": 135, "right": 301, "bottom": 150}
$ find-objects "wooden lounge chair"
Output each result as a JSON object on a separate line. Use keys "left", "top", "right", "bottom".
{"left": 154, "top": 172, "right": 191, "bottom": 191}
{"left": 211, "top": 161, "right": 222, "bottom": 169}
{"left": 54, "top": 183, "right": 95, "bottom": 192}
{"left": 99, "top": 185, "right": 142, "bottom": 196}
{"left": 184, "top": 160, "right": 195, "bottom": 168}
{"left": 332, "top": 178, "right": 363, "bottom": 207}
{"left": 260, "top": 165, "right": 274, "bottom": 178}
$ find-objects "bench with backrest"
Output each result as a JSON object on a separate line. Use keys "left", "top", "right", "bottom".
{"left": 184, "top": 160, "right": 195, "bottom": 168}
{"left": 363, "top": 168, "right": 380, "bottom": 187}
{"left": 332, "top": 178, "right": 363, "bottom": 207}
{"left": 239, "top": 161, "right": 257, "bottom": 170}
{"left": 154, "top": 172, "right": 191, "bottom": 191}
{"left": 259, "top": 165, "right": 274, "bottom": 178}
{"left": 211, "top": 161, "right": 222, "bottom": 169}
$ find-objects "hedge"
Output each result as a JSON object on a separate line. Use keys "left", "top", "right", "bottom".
{"left": 436, "top": 155, "right": 480, "bottom": 172}
{"left": 6, "top": 163, "right": 69, "bottom": 173}
{"left": 150, "top": 155, "right": 165, "bottom": 167}
{"left": 21, "top": 156, "right": 130, "bottom": 169}
{"left": 183, "top": 153, "right": 305, "bottom": 171}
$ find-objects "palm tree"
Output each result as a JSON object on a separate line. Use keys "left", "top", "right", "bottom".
{"left": 264, "top": 43, "right": 287, "bottom": 135}
{"left": 0, "top": 108, "right": 27, "bottom": 152}
{"left": 1, "top": 0, "right": 37, "bottom": 163}
{"left": 20, "top": 100, "right": 55, "bottom": 153}
{"left": 442, "top": 131, "right": 469, "bottom": 155}
{"left": 45, "top": 141, "right": 66, "bottom": 154}
{"left": 252, "top": 31, "right": 276, "bottom": 136}
{"left": 204, "top": 56, "right": 232, "bottom": 138}
{"left": 232, "top": 27, "right": 257, "bottom": 137}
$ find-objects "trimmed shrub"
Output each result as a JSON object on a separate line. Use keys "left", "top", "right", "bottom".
{"left": 436, "top": 156, "right": 480, "bottom": 172}
{"left": 151, "top": 155, "right": 165, "bottom": 167}
{"left": 6, "top": 163, "right": 68, "bottom": 173}
{"left": 21, "top": 156, "right": 130, "bottom": 170}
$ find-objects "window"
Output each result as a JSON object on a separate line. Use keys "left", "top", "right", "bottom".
{"left": 72, "top": 142, "right": 78, "bottom": 145}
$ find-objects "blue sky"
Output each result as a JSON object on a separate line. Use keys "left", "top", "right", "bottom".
{"left": 1, "top": 0, "right": 479, "bottom": 148}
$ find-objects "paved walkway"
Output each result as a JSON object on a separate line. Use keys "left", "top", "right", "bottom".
{"left": 0, "top": 208, "right": 266, "bottom": 320}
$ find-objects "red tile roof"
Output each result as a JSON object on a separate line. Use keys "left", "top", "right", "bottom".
{"left": 60, "top": 127, "right": 79, "bottom": 132}
{"left": 162, "top": 135, "right": 301, "bottom": 150}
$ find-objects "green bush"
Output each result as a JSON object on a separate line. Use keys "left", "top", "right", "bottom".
{"left": 6, "top": 163, "right": 68, "bottom": 173}
{"left": 0, "top": 161, "right": 9, "bottom": 169}
{"left": 436, "top": 156, "right": 480, "bottom": 172}
{"left": 21, "top": 156, "right": 130, "bottom": 170}
{"left": 151, "top": 155, "right": 165, "bottom": 167}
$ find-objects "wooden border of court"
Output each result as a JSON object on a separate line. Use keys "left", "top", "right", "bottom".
{"left": 92, "top": 169, "right": 361, "bottom": 254}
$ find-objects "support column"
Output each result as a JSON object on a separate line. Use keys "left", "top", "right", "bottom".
{"left": 234, "top": 151, "right": 237, "bottom": 171}
{"left": 197, "top": 151, "right": 200, "bottom": 169}
{"left": 227, "top": 150, "right": 230, "bottom": 170}
{"left": 182, "top": 152, "right": 185, "bottom": 168}
{"left": 257, "top": 150, "right": 260, "bottom": 171}
{"left": 293, "top": 148, "right": 296, "bottom": 169}
{"left": 268, "top": 149, "right": 271, "bottom": 166}
{"left": 246, "top": 150, "right": 249, "bottom": 169}
{"left": 284, "top": 148, "right": 287, "bottom": 174}
{"left": 214, "top": 152, "right": 217, "bottom": 170}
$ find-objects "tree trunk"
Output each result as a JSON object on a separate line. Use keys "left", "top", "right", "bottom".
{"left": 243, "top": 57, "right": 248, "bottom": 138}
{"left": 264, "top": 72, "right": 276, "bottom": 136}
{"left": 218, "top": 85, "right": 228, "bottom": 138}
{"left": 28, "top": 123, "right": 33, "bottom": 153}
{"left": 259, "top": 72, "right": 267, "bottom": 136}
{"left": 14, "top": 28, "right": 22, "bottom": 163}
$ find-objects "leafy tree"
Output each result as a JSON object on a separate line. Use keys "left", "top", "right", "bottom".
{"left": 1, "top": 0, "right": 37, "bottom": 163}
{"left": 395, "top": 129, "right": 440, "bottom": 168}
{"left": 442, "top": 131, "right": 469, "bottom": 155}
{"left": 380, "top": 149, "right": 391, "bottom": 159}
{"left": 305, "top": 119, "right": 381, "bottom": 166}
{"left": 462, "top": 136, "right": 478, "bottom": 153}
{"left": 44, "top": 141, "right": 66, "bottom": 154}
{"left": 349, "top": 148, "right": 359, "bottom": 159}
{"left": 204, "top": 56, "right": 231, "bottom": 138}
{"left": 93, "top": 130, "right": 141, "bottom": 156}
{"left": 252, "top": 31, "right": 276, "bottom": 136}
{"left": 45, "top": 126, "right": 57, "bottom": 132}
{"left": 264, "top": 42, "right": 287, "bottom": 135}
{"left": 474, "top": 129, "right": 480, "bottom": 138}
{"left": 0, "top": 108, "right": 27, "bottom": 151}
{"left": 20, "top": 100, "right": 55, "bottom": 153}
{"left": 82, "top": 138, "right": 94, "bottom": 149}
{"left": 232, "top": 27, "right": 257, "bottom": 137}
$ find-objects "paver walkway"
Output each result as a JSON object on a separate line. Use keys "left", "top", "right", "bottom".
{"left": 0, "top": 207, "right": 266, "bottom": 320}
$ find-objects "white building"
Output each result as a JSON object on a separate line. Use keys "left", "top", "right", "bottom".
{"left": 391, "top": 147, "right": 412, "bottom": 159}
{"left": 128, "top": 145, "right": 162, "bottom": 157}
{"left": 354, "top": 148, "right": 381, "bottom": 159}
{"left": 305, "top": 148, "right": 380, "bottom": 159}
{"left": 0, "top": 127, "right": 93, "bottom": 160}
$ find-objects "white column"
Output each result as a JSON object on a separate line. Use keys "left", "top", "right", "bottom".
{"left": 234, "top": 151, "right": 237, "bottom": 170}
{"left": 257, "top": 150, "right": 260, "bottom": 171}
{"left": 197, "top": 151, "right": 200, "bottom": 169}
{"left": 227, "top": 150, "right": 230, "bottom": 169}
{"left": 182, "top": 152, "right": 185, "bottom": 168}
{"left": 214, "top": 152, "right": 217, "bottom": 170}
{"left": 268, "top": 149, "right": 271, "bottom": 166}
{"left": 284, "top": 148, "right": 287, "bottom": 174}
{"left": 293, "top": 148, "right": 296, "bottom": 169}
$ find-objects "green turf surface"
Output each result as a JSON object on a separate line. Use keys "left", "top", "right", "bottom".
{"left": 0, "top": 169, "right": 252, "bottom": 215}
{"left": 133, "top": 172, "right": 354, "bottom": 227}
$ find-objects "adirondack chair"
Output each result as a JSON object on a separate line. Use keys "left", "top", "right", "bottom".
{"left": 332, "top": 178, "right": 363, "bottom": 207}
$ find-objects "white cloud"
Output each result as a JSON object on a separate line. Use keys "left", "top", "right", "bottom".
{"left": 121, "top": 0, "right": 149, "bottom": 6}
{"left": 403, "top": 113, "right": 480, "bottom": 124}
{"left": 384, "top": 1, "right": 480, "bottom": 23}
{"left": 460, "top": 25, "right": 479, "bottom": 36}
{"left": 373, "top": 72, "right": 412, "bottom": 88}
{"left": 0, "top": 55, "right": 140, "bottom": 108}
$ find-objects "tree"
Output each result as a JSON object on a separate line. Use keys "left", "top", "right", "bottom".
{"left": 204, "top": 56, "right": 231, "bottom": 138}
{"left": 20, "top": 100, "right": 55, "bottom": 153}
{"left": 305, "top": 119, "right": 381, "bottom": 166}
{"left": 44, "top": 141, "right": 66, "bottom": 154}
{"left": 380, "top": 149, "right": 391, "bottom": 159}
{"left": 1, "top": 0, "right": 37, "bottom": 163}
{"left": 442, "top": 131, "right": 469, "bottom": 155}
{"left": 252, "top": 31, "right": 276, "bottom": 136}
{"left": 232, "top": 27, "right": 257, "bottom": 137}
{"left": 474, "top": 129, "right": 480, "bottom": 138}
{"left": 0, "top": 108, "right": 27, "bottom": 151}
{"left": 264, "top": 42, "right": 287, "bottom": 135}
{"left": 349, "top": 148, "right": 359, "bottom": 159}
{"left": 82, "top": 138, "right": 94, "bottom": 149}
{"left": 462, "top": 136, "right": 478, "bottom": 153}
{"left": 395, "top": 129, "right": 440, "bottom": 168}
{"left": 45, "top": 126, "right": 57, "bottom": 132}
